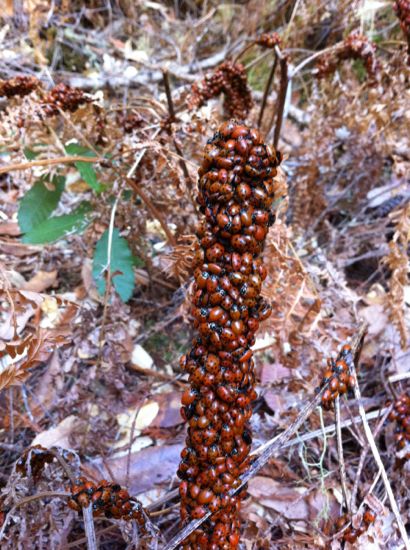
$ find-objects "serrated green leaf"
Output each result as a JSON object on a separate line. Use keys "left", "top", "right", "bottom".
{"left": 65, "top": 142, "right": 104, "bottom": 192}
{"left": 92, "top": 228, "right": 136, "bottom": 302}
{"left": 22, "top": 202, "right": 92, "bottom": 244}
{"left": 18, "top": 175, "right": 65, "bottom": 234}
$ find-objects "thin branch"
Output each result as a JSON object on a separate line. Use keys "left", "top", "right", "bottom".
{"left": 335, "top": 396, "right": 350, "bottom": 512}
{"left": 350, "top": 405, "right": 392, "bottom": 513}
{"left": 98, "top": 195, "right": 120, "bottom": 362}
{"left": 257, "top": 52, "right": 278, "bottom": 129}
{"left": 0, "top": 156, "right": 100, "bottom": 176}
{"left": 273, "top": 54, "right": 288, "bottom": 149}
{"left": 162, "top": 70, "right": 193, "bottom": 188}
{"left": 162, "top": 69, "right": 176, "bottom": 121}
{"left": 83, "top": 504, "right": 98, "bottom": 550}
{"left": 348, "top": 355, "right": 410, "bottom": 548}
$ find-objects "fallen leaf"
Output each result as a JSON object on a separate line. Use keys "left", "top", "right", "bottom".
{"left": 23, "top": 270, "right": 58, "bottom": 292}
{"left": 31, "top": 415, "right": 82, "bottom": 449}
{"left": 89, "top": 443, "right": 183, "bottom": 494}
{"left": 0, "top": 221, "right": 20, "bottom": 236}
{"left": 260, "top": 362, "right": 293, "bottom": 384}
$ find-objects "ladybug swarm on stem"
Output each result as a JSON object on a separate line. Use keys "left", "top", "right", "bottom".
{"left": 178, "top": 120, "right": 282, "bottom": 549}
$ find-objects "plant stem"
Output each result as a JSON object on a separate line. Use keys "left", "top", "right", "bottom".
{"left": 257, "top": 53, "right": 278, "bottom": 129}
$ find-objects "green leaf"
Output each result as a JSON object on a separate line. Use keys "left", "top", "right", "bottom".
{"left": 65, "top": 142, "right": 104, "bottom": 192}
{"left": 22, "top": 202, "right": 92, "bottom": 244}
{"left": 18, "top": 175, "right": 65, "bottom": 234}
{"left": 23, "top": 147, "right": 39, "bottom": 160}
{"left": 92, "top": 228, "right": 136, "bottom": 302}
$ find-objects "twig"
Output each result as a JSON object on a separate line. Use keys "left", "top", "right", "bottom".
{"left": 289, "top": 42, "right": 343, "bottom": 78}
{"left": 283, "top": 0, "right": 302, "bottom": 41}
{"left": 335, "top": 396, "right": 350, "bottom": 512}
{"left": 162, "top": 70, "right": 176, "bottom": 121}
{"left": 164, "top": 326, "right": 366, "bottom": 550}
{"left": 162, "top": 70, "right": 193, "bottom": 188}
{"left": 273, "top": 53, "right": 288, "bottom": 149}
{"left": 0, "top": 156, "right": 100, "bottom": 175}
{"left": 82, "top": 504, "right": 98, "bottom": 550}
{"left": 98, "top": 195, "right": 120, "bottom": 362}
{"left": 350, "top": 405, "right": 392, "bottom": 513}
{"left": 348, "top": 354, "right": 410, "bottom": 548}
{"left": 257, "top": 52, "right": 278, "bottom": 129}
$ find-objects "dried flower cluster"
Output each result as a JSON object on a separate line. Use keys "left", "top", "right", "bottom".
{"left": 316, "top": 32, "right": 378, "bottom": 80}
{"left": 255, "top": 32, "right": 282, "bottom": 49}
{"left": 394, "top": 0, "right": 410, "bottom": 64}
{"left": 0, "top": 76, "right": 39, "bottom": 98}
{"left": 336, "top": 509, "right": 376, "bottom": 543}
{"left": 388, "top": 393, "right": 410, "bottom": 453}
{"left": 187, "top": 62, "right": 253, "bottom": 119}
{"left": 178, "top": 120, "right": 281, "bottom": 548}
{"left": 318, "top": 345, "right": 355, "bottom": 410}
{"left": 67, "top": 477, "right": 147, "bottom": 528}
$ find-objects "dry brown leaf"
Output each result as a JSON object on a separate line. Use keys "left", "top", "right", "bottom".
{"left": 0, "top": 222, "right": 20, "bottom": 236}
{"left": 88, "top": 443, "right": 183, "bottom": 494}
{"left": 23, "top": 270, "right": 58, "bottom": 292}
{"left": 31, "top": 416, "right": 82, "bottom": 449}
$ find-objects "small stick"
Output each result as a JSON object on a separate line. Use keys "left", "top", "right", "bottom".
{"left": 257, "top": 52, "right": 278, "bottom": 129}
{"left": 350, "top": 405, "right": 392, "bottom": 513}
{"left": 83, "top": 504, "right": 98, "bottom": 550}
{"left": 335, "top": 396, "right": 350, "bottom": 512}
{"left": 162, "top": 69, "right": 176, "bottom": 121}
{"left": 348, "top": 355, "right": 410, "bottom": 548}
{"left": 273, "top": 53, "right": 288, "bottom": 149}
{"left": 162, "top": 70, "right": 193, "bottom": 187}
{"left": 0, "top": 156, "right": 99, "bottom": 175}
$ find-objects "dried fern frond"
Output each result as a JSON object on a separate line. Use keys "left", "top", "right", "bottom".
{"left": 383, "top": 204, "right": 410, "bottom": 349}
{"left": 160, "top": 234, "right": 197, "bottom": 283}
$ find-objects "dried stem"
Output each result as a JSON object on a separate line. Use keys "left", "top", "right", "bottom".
{"left": 273, "top": 53, "right": 288, "bottom": 149}
{"left": 335, "top": 396, "right": 350, "bottom": 512}
{"left": 0, "top": 156, "right": 100, "bottom": 176}
{"left": 162, "top": 69, "right": 193, "bottom": 187}
{"left": 257, "top": 52, "right": 278, "bottom": 129}
{"left": 82, "top": 504, "right": 98, "bottom": 550}
{"left": 350, "top": 405, "right": 392, "bottom": 513}
{"left": 348, "top": 353, "right": 410, "bottom": 548}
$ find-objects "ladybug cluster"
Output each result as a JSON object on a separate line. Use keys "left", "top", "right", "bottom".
{"left": 335, "top": 509, "right": 376, "bottom": 544}
{"left": 0, "top": 76, "right": 39, "bottom": 98}
{"left": 255, "top": 32, "right": 282, "bottom": 49}
{"left": 388, "top": 393, "right": 410, "bottom": 452}
{"left": 187, "top": 61, "right": 253, "bottom": 120}
{"left": 42, "top": 83, "right": 91, "bottom": 116}
{"left": 178, "top": 120, "right": 281, "bottom": 549}
{"left": 319, "top": 345, "right": 355, "bottom": 410}
{"left": 316, "top": 32, "right": 378, "bottom": 81}
{"left": 67, "top": 477, "right": 146, "bottom": 530}
{"left": 394, "top": 0, "right": 410, "bottom": 64}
